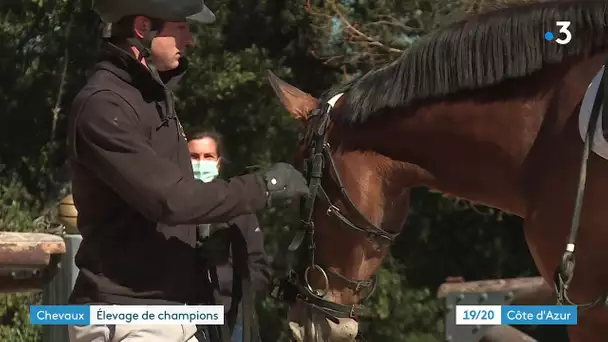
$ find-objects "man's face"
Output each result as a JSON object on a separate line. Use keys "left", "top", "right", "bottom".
{"left": 150, "top": 20, "right": 193, "bottom": 71}
{"left": 188, "top": 137, "right": 220, "bottom": 168}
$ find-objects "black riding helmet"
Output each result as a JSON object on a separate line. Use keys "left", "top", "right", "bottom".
{"left": 93, "top": 0, "right": 215, "bottom": 81}
{"left": 94, "top": 0, "right": 215, "bottom": 25}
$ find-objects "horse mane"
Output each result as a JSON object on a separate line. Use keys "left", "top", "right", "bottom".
{"left": 331, "top": 0, "right": 608, "bottom": 125}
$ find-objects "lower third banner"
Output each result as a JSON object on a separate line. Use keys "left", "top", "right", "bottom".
{"left": 455, "top": 305, "right": 577, "bottom": 325}
{"left": 29, "top": 305, "right": 224, "bottom": 325}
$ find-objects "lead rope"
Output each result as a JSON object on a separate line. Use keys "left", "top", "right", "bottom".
{"left": 555, "top": 62, "right": 608, "bottom": 312}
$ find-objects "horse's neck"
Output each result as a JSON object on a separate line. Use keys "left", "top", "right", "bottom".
{"left": 340, "top": 53, "right": 608, "bottom": 218}
{"left": 396, "top": 107, "right": 531, "bottom": 216}
{"left": 386, "top": 56, "right": 608, "bottom": 217}
{"left": 349, "top": 78, "right": 563, "bottom": 217}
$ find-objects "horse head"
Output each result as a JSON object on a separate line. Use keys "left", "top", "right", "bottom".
{"left": 267, "top": 71, "right": 413, "bottom": 341}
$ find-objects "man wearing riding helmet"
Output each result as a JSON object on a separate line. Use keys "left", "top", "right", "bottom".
{"left": 66, "top": 1, "right": 309, "bottom": 341}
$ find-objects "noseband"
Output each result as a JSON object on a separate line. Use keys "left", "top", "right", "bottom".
{"left": 272, "top": 93, "right": 400, "bottom": 324}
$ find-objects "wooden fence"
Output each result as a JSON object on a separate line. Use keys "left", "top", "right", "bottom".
{"left": 0, "top": 231, "right": 66, "bottom": 292}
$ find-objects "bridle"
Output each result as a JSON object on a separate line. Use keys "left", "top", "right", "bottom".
{"left": 272, "top": 93, "right": 400, "bottom": 325}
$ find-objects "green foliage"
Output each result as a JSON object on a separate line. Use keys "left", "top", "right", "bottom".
{"left": 0, "top": 178, "right": 43, "bottom": 341}
{"left": 0, "top": 0, "right": 99, "bottom": 199}
{"left": 397, "top": 189, "right": 536, "bottom": 286}
{"left": 358, "top": 260, "right": 444, "bottom": 342}
{"left": 0, "top": 177, "right": 39, "bottom": 232}
{"left": 0, "top": 292, "right": 41, "bottom": 342}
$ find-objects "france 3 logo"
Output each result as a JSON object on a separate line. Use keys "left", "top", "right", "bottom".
{"left": 544, "top": 21, "right": 572, "bottom": 45}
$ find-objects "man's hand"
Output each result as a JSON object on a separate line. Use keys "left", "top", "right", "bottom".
{"left": 259, "top": 163, "right": 309, "bottom": 207}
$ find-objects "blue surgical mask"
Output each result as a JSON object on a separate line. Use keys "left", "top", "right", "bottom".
{"left": 192, "top": 160, "right": 219, "bottom": 183}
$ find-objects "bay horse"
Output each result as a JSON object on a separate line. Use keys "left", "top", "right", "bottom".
{"left": 267, "top": 0, "right": 608, "bottom": 341}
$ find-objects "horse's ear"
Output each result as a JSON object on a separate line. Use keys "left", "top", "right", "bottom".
{"left": 268, "top": 70, "right": 318, "bottom": 121}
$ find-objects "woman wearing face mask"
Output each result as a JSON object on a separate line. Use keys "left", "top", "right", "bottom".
{"left": 187, "top": 130, "right": 271, "bottom": 342}
{"left": 189, "top": 131, "right": 223, "bottom": 183}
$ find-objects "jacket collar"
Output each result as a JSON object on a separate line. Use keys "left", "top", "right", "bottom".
{"left": 96, "top": 42, "right": 189, "bottom": 97}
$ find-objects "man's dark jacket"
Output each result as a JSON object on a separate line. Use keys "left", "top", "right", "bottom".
{"left": 67, "top": 42, "right": 267, "bottom": 305}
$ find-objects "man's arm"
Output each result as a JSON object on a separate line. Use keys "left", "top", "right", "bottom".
{"left": 72, "top": 90, "right": 267, "bottom": 225}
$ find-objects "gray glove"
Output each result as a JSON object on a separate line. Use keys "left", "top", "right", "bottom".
{"left": 259, "top": 163, "right": 309, "bottom": 207}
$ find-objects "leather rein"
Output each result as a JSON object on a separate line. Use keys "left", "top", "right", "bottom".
{"left": 272, "top": 93, "right": 400, "bottom": 324}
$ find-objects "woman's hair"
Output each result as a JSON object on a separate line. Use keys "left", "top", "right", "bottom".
{"left": 186, "top": 129, "right": 225, "bottom": 159}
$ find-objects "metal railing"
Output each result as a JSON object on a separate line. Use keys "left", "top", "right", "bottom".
{"left": 41, "top": 234, "right": 82, "bottom": 342}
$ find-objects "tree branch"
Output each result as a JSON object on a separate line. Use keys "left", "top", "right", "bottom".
{"left": 303, "top": 0, "right": 439, "bottom": 70}
{"left": 305, "top": 0, "right": 520, "bottom": 70}
{"left": 328, "top": 0, "right": 403, "bottom": 54}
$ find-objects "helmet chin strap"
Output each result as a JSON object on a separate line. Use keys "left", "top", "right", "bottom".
{"left": 126, "top": 30, "right": 161, "bottom": 84}
{"left": 126, "top": 30, "right": 176, "bottom": 125}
